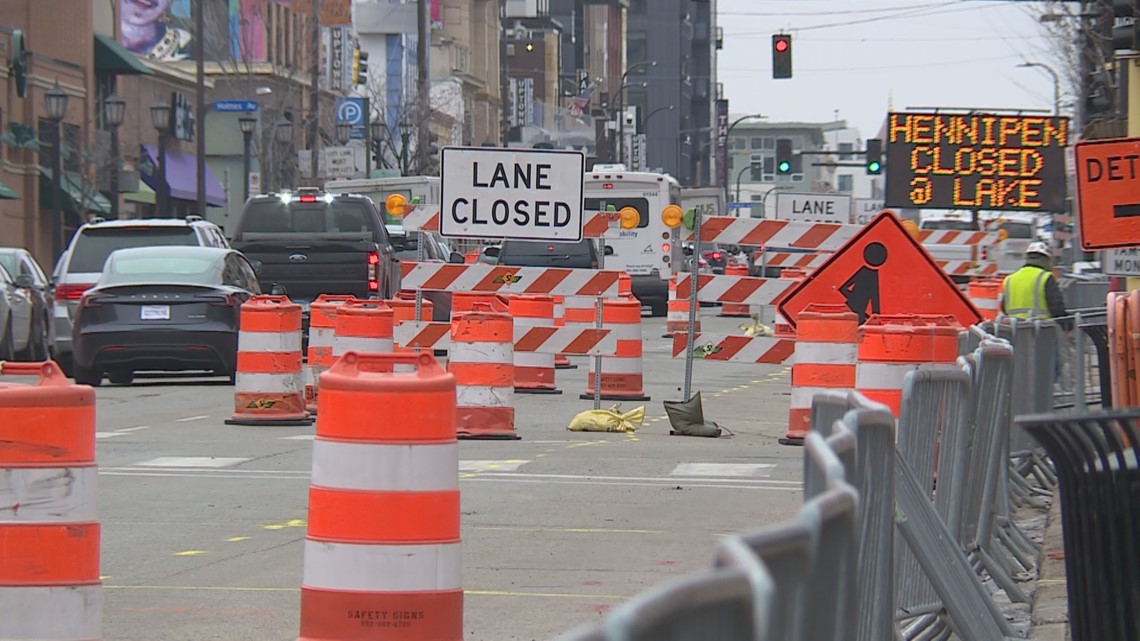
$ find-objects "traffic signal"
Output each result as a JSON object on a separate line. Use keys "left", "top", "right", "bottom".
{"left": 353, "top": 48, "right": 369, "bottom": 86}
{"left": 775, "top": 138, "right": 792, "bottom": 174}
{"left": 1113, "top": 1, "right": 1140, "bottom": 50}
{"left": 865, "top": 138, "right": 882, "bottom": 175}
{"left": 772, "top": 34, "right": 792, "bottom": 79}
{"left": 10, "top": 29, "right": 28, "bottom": 98}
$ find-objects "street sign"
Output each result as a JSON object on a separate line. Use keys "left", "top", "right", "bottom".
{"left": 777, "top": 211, "right": 982, "bottom": 328}
{"left": 1103, "top": 248, "right": 1140, "bottom": 276}
{"left": 884, "top": 112, "right": 1069, "bottom": 213}
{"left": 439, "top": 147, "right": 585, "bottom": 242}
{"left": 774, "top": 192, "right": 851, "bottom": 224}
{"left": 851, "top": 198, "right": 884, "bottom": 225}
{"left": 323, "top": 146, "right": 356, "bottom": 178}
{"left": 214, "top": 100, "right": 258, "bottom": 113}
{"left": 1074, "top": 136, "right": 1140, "bottom": 250}
{"left": 334, "top": 97, "right": 367, "bottom": 140}
{"left": 727, "top": 202, "right": 751, "bottom": 210}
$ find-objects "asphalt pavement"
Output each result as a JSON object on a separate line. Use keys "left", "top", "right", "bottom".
{"left": 81, "top": 312, "right": 802, "bottom": 641}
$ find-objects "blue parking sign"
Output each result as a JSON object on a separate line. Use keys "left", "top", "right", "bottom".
{"left": 335, "top": 97, "right": 366, "bottom": 140}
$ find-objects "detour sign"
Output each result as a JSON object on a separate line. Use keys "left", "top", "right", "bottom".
{"left": 1074, "top": 137, "right": 1140, "bottom": 251}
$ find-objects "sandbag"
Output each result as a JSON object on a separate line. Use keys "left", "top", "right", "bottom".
{"left": 568, "top": 404, "right": 645, "bottom": 433}
{"left": 663, "top": 392, "right": 724, "bottom": 438}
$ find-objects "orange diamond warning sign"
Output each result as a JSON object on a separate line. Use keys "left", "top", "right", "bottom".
{"left": 777, "top": 211, "right": 982, "bottom": 328}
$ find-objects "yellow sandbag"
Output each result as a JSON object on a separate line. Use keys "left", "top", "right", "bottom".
{"left": 739, "top": 313, "right": 773, "bottom": 337}
{"left": 568, "top": 404, "right": 645, "bottom": 433}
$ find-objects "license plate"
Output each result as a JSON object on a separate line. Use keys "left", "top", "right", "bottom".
{"left": 140, "top": 305, "right": 170, "bottom": 320}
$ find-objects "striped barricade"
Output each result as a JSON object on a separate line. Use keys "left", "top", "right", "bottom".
{"left": 400, "top": 262, "right": 622, "bottom": 297}
{"left": 400, "top": 206, "right": 441, "bottom": 232}
{"left": 686, "top": 217, "right": 861, "bottom": 250}
{"left": 394, "top": 322, "right": 617, "bottom": 355}
{"left": 671, "top": 333, "right": 795, "bottom": 364}
{"left": 395, "top": 321, "right": 453, "bottom": 351}
{"left": 677, "top": 273, "right": 798, "bottom": 307}
{"left": 916, "top": 229, "right": 1002, "bottom": 246}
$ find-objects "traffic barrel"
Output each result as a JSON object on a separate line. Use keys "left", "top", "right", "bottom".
{"left": 389, "top": 297, "right": 436, "bottom": 373}
{"left": 333, "top": 300, "right": 395, "bottom": 372}
{"left": 508, "top": 295, "right": 560, "bottom": 394}
{"left": 618, "top": 272, "right": 633, "bottom": 299}
{"left": 967, "top": 278, "right": 1002, "bottom": 322}
{"left": 553, "top": 295, "right": 575, "bottom": 369}
{"left": 856, "top": 314, "right": 961, "bottom": 416}
{"left": 664, "top": 273, "right": 701, "bottom": 337}
{"left": 450, "top": 308, "right": 518, "bottom": 439}
{"left": 227, "top": 295, "right": 311, "bottom": 426}
{"left": 719, "top": 262, "right": 752, "bottom": 317}
{"left": 298, "top": 352, "right": 461, "bottom": 641}
{"left": 305, "top": 294, "right": 355, "bottom": 414}
{"left": 780, "top": 304, "right": 858, "bottom": 446}
{"left": 772, "top": 268, "right": 808, "bottom": 338}
{"left": 451, "top": 292, "right": 508, "bottom": 314}
{"left": 582, "top": 298, "right": 651, "bottom": 401}
{"left": 0, "top": 360, "right": 101, "bottom": 640}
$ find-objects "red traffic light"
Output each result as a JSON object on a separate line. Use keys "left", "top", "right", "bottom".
{"left": 774, "top": 38, "right": 789, "bottom": 52}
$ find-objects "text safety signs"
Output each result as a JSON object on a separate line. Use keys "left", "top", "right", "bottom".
{"left": 1074, "top": 137, "right": 1140, "bottom": 250}
{"left": 778, "top": 211, "right": 982, "bottom": 329}
{"left": 440, "top": 147, "right": 585, "bottom": 242}
{"left": 884, "top": 112, "right": 1069, "bottom": 213}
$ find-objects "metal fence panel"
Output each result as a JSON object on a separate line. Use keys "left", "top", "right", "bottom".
{"left": 715, "top": 523, "right": 814, "bottom": 641}
{"left": 799, "top": 479, "right": 860, "bottom": 641}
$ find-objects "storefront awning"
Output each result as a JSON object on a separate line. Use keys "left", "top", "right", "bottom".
{"left": 0, "top": 177, "right": 19, "bottom": 200}
{"left": 38, "top": 168, "right": 111, "bottom": 215}
{"left": 94, "top": 34, "right": 154, "bottom": 76}
{"left": 139, "top": 144, "right": 226, "bottom": 208}
{"left": 122, "top": 181, "right": 156, "bottom": 205}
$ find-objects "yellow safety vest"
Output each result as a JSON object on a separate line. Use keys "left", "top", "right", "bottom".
{"left": 1002, "top": 265, "right": 1051, "bottom": 320}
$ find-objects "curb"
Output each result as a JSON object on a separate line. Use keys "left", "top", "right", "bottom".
{"left": 1028, "top": 496, "right": 1069, "bottom": 641}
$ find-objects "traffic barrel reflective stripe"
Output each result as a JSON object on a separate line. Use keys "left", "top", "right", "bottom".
{"left": 553, "top": 295, "right": 574, "bottom": 369}
{"left": 856, "top": 314, "right": 961, "bottom": 416}
{"left": 449, "top": 310, "right": 517, "bottom": 439}
{"left": 665, "top": 274, "right": 701, "bottom": 337}
{"left": 306, "top": 294, "right": 356, "bottom": 413}
{"left": 781, "top": 305, "right": 858, "bottom": 446}
{"left": 228, "top": 296, "right": 311, "bottom": 426}
{"left": 582, "top": 298, "right": 650, "bottom": 401}
{"left": 967, "top": 278, "right": 1002, "bottom": 322}
{"left": 0, "top": 360, "right": 102, "bottom": 641}
{"left": 333, "top": 300, "right": 395, "bottom": 369}
{"left": 508, "top": 295, "right": 560, "bottom": 394}
{"left": 299, "top": 352, "right": 461, "bottom": 641}
{"left": 719, "top": 262, "right": 752, "bottom": 317}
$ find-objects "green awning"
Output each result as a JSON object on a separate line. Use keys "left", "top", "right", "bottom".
{"left": 94, "top": 33, "right": 154, "bottom": 76}
{"left": 122, "top": 181, "right": 156, "bottom": 205}
{"left": 39, "top": 167, "right": 111, "bottom": 215}
{"left": 0, "top": 178, "right": 19, "bottom": 200}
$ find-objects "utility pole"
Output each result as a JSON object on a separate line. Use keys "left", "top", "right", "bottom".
{"left": 310, "top": 0, "right": 321, "bottom": 182}
{"left": 195, "top": 1, "right": 207, "bottom": 216}
{"left": 417, "top": 0, "right": 430, "bottom": 174}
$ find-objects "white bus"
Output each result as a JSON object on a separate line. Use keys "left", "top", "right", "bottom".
{"left": 584, "top": 166, "right": 682, "bottom": 316}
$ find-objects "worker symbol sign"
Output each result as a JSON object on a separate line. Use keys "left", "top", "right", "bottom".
{"left": 778, "top": 211, "right": 982, "bottom": 329}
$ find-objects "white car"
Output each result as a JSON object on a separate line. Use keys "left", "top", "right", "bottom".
{"left": 0, "top": 262, "right": 49, "bottom": 361}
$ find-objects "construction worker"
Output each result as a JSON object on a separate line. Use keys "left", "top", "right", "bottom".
{"left": 1000, "top": 241, "right": 1070, "bottom": 329}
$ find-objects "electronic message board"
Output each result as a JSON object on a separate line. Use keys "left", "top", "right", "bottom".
{"left": 884, "top": 112, "right": 1069, "bottom": 213}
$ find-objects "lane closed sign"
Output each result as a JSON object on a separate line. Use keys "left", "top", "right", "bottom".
{"left": 440, "top": 147, "right": 585, "bottom": 242}
{"left": 774, "top": 192, "right": 852, "bottom": 224}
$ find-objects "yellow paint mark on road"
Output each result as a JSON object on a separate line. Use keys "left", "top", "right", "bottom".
{"left": 566, "top": 440, "right": 608, "bottom": 449}
{"left": 174, "top": 550, "right": 208, "bottom": 556}
{"left": 459, "top": 473, "right": 477, "bottom": 478}
{"left": 226, "top": 536, "right": 251, "bottom": 542}
{"left": 103, "top": 584, "right": 626, "bottom": 600}
{"left": 263, "top": 519, "right": 306, "bottom": 530}
{"left": 100, "top": 575, "right": 111, "bottom": 580}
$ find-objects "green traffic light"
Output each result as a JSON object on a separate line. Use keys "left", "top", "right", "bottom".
{"left": 777, "top": 161, "right": 791, "bottom": 173}
{"left": 868, "top": 161, "right": 881, "bottom": 173}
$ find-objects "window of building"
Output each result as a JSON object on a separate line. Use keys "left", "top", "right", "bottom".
{"left": 791, "top": 174, "right": 804, "bottom": 182}
{"left": 838, "top": 142, "right": 853, "bottom": 160}
{"left": 750, "top": 163, "right": 763, "bottom": 182}
{"left": 837, "top": 174, "right": 853, "bottom": 192}
{"left": 732, "top": 137, "right": 747, "bottom": 150}
{"left": 750, "top": 136, "right": 763, "bottom": 149}
{"left": 630, "top": 0, "right": 648, "bottom": 13}
{"left": 762, "top": 156, "right": 774, "bottom": 177}
{"left": 628, "top": 33, "right": 648, "bottom": 67}
{"left": 762, "top": 137, "right": 775, "bottom": 150}
{"left": 63, "top": 124, "right": 81, "bottom": 174}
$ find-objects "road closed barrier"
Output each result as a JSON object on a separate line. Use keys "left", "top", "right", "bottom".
{"left": 0, "top": 361, "right": 101, "bottom": 641}
{"left": 299, "top": 352, "right": 462, "bottom": 641}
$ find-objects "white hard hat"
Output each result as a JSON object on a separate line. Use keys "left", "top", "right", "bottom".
{"left": 1026, "top": 241, "right": 1050, "bottom": 257}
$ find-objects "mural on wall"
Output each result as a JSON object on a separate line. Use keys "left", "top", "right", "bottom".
{"left": 119, "top": 0, "right": 274, "bottom": 63}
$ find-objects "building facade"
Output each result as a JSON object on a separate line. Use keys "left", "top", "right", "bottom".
{"left": 727, "top": 120, "right": 833, "bottom": 219}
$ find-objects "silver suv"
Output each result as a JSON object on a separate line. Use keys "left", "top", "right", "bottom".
{"left": 52, "top": 216, "right": 229, "bottom": 374}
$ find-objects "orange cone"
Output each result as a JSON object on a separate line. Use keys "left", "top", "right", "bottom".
{"left": 553, "top": 295, "right": 575, "bottom": 369}
{"left": 333, "top": 300, "right": 394, "bottom": 364}
{"left": 856, "top": 314, "right": 961, "bottom": 416}
{"left": 305, "top": 294, "right": 355, "bottom": 414}
{"left": 967, "top": 278, "right": 1002, "bottom": 321}
{"left": 509, "top": 294, "right": 561, "bottom": 394}
{"left": 780, "top": 304, "right": 858, "bottom": 446}
{"left": 664, "top": 273, "right": 700, "bottom": 337}
{"left": 298, "top": 352, "right": 462, "bottom": 641}
{"left": 450, "top": 308, "right": 518, "bottom": 439}
{"left": 582, "top": 298, "right": 651, "bottom": 401}
{"left": 228, "top": 295, "right": 311, "bottom": 426}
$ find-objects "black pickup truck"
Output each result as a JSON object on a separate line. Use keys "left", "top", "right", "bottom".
{"left": 229, "top": 189, "right": 401, "bottom": 306}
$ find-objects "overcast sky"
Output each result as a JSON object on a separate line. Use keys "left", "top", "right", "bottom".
{"left": 716, "top": 1, "right": 1064, "bottom": 139}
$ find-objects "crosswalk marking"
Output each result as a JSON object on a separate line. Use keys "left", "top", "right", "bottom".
{"left": 459, "top": 460, "right": 530, "bottom": 473}
{"left": 135, "top": 457, "right": 251, "bottom": 468}
{"left": 96, "top": 432, "right": 125, "bottom": 440}
{"left": 278, "top": 434, "right": 315, "bottom": 441}
{"left": 670, "top": 463, "right": 776, "bottom": 478}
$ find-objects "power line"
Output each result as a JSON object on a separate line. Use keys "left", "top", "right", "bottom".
{"left": 718, "top": 2, "right": 950, "bottom": 18}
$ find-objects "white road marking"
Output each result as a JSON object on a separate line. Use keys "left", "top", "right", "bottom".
{"left": 175, "top": 415, "right": 209, "bottom": 423}
{"left": 278, "top": 434, "right": 315, "bottom": 441}
{"left": 96, "top": 432, "right": 125, "bottom": 440}
{"left": 116, "top": 426, "right": 151, "bottom": 433}
{"left": 670, "top": 463, "right": 777, "bottom": 478}
{"left": 459, "top": 460, "right": 530, "bottom": 473}
{"left": 134, "top": 457, "right": 251, "bottom": 468}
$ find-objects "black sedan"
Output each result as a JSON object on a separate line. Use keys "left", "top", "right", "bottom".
{"left": 72, "top": 246, "right": 261, "bottom": 386}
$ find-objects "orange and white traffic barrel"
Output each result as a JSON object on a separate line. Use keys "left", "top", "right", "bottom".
{"left": 967, "top": 278, "right": 1002, "bottom": 322}
{"left": 299, "top": 351, "right": 462, "bottom": 641}
{"left": 228, "top": 295, "right": 311, "bottom": 426}
{"left": 553, "top": 295, "right": 574, "bottom": 369}
{"left": 856, "top": 314, "right": 961, "bottom": 416}
{"left": 508, "top": 294, "right": 560, "bottom": 394}
{"left": 618, "top": 272, "right": 633, "bottom": 300}
{"left": 780, "top": 304, "right": 858, "bottom": 446}
{"left": 451, "top": 292, "right": 509, "bottom": 314}
{"left": 582, "top": 298, "right": 651, "bottom": 401}
{"left": 772, "top": 268, "right": 808, "bottom": 337}
{"left": 0, "top": 360, "right": 101, "bottom": 640}
{"left": 664, "top": 273, "right": 701, "bottom": 337}
{"left": 719, "top": 262, "right": 752, "bottom": 317}
{"left": 450, "top": 308, "right": 517, "bottom": 439}
{"left": 305, "top": 294, "right": 355, "bottom": 414}
{"left": 333, "top": 299, "right": 395, "bottom": 367}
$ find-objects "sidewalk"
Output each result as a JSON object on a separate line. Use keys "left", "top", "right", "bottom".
{"left": 1028, "top": 497, "right": 1069, "bottom": 641}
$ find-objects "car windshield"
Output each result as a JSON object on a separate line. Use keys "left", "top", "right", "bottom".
{"left": 997, "top": 222, "right": 1035, "bottom": 239}
{"left": 390, "top": 232, "right": 420, "bottom": 260}
{"left": 238, "top": 200, "right": 376, "bottom": 236}
{"left": 498, "top": 240, "right": 596, "bottom": 268}
{"left": 920, "top": 219, "right": 977, "bottom": 231}
{"left": 583, "top": 197, "right": 650, "bottom": 229}
{"left": 0, "top": 253, "right": 18, "bottom": 277}
{"left": 69, "top": 227, "right": 198, "bottom": 273}
{"left": 102, "top": 254, "right": 223, "bottom": 287}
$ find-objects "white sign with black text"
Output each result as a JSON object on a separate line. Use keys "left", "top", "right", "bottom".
{"left": 774, "top": 192, "right": 852, "bottom": 224}
{"left": 851, "top": 198, "right": 885, "bottom": 225}
{"left": 1104, "top": 247, "right": 1140, "bottom": 277}
{"left": 440, "top": 147, "right": 585, "bottom": 242}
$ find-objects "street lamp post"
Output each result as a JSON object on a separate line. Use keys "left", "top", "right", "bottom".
{"left": 759, "top": 185, "right": 788, "bottom": 219}
{"left": 103, "top": 93, "right": 126, "bottom": 220}
{"left": 150, "top": 99, "right": 171, "bottom": 216}
{"left": 617, "top": 61, "right": 655, "bottom": 165}
{"left": 734, "top": 163, "right": 760, "bottom": 203}
{"left": 274, "top": 118, "right": 293, "bottom": 192}
{"left": 399, "top": 120, "right": 413, "bottom": 175}
{"left": 44, "top": 82, "right": 69, "bottom": 261}
{"left": 370, "top": 120, "right": 387, "bottom": 170}
{"left": 723, "top": 113, "right": 767, "bottom": 205}
{"left": 335, "top": 120, "right": 352, "bottom": 146}
{"left": 238, "top": 116, "right": 256, "bottom": 202}
{"left": 1017, "top": 61, "right": 1061, "bottom": 116}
